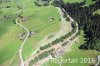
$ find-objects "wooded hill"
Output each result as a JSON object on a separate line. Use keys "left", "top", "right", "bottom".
{"left": 61, "top": 0, "right": 100, "bottom": 51}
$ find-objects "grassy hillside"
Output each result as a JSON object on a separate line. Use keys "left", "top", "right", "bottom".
{"left": 0, "top": 0, "right": 60, "bottom": 65}
{"left": 63, "top": 0, "right": 84, "bottom": 3}
{"left": 20, "top": 5, "right": 60, "bottom": 61}
{"left": 0, "top": 2, "right": 22, "bottom": 64}
{"left": 63, "top": 0, "right": 97, "bottom": 5}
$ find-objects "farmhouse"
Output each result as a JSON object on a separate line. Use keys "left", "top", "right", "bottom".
{"left": 34, "top": 0, "right": 50, "bottom": 6}
{"left": 18, "top": 32, "right": 26, "bottom": 40}
{"left": 52, "top": 47, "right": 64, "bottom": 57}
{"left": 22, "top": 17, "right": 29, "bottom": 22}
{"left": 28, "top": 31, "right": 36, "bottom": 37}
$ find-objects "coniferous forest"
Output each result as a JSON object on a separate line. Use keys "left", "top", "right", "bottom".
{"left": 61, "top": 0, "right": 100, "bottom": 51}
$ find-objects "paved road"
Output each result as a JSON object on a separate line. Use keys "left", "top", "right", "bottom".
{"left": 95, "top": 55, "right": 100, "bottom": 66}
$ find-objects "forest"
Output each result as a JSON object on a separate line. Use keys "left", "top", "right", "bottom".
{"left": 61, "top": 0, "right": 100, "bottom": 51}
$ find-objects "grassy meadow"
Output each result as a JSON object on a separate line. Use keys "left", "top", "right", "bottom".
{"left": 0, "top": 0, "right": 99, "bottom": 66}
{"left": 63, "top": 0, "right": 97, "bottom": 5}
{"left": 0, "top": 0, "right": 60, "bottom": 65}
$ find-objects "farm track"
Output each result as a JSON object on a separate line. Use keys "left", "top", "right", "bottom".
{"left": 10, "top": 18, "right": 29, "bottom": 66}
{"left": 16, "top": 19, "right": 29, "bottom": 66}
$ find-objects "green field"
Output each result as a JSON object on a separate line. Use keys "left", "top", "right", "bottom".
{"left": 21, "top": 4, "right": 60, "bottom": 61}
{"left": 63, "top": 0, "right": 97, "bottom": 5}
{"left": 0, "top": 4, "right": 22, "bottom": 64}
{"left": 0, "top": 0, "right": 60, "bottom": 65}
{"left": 0, "top": 0, "right": 99, "bottom": 66}
{"left": 63, "top": 0, "right": 84, "bottom": 3}
{"left": 10, "top": 54, "right": 20, "bottom": 66}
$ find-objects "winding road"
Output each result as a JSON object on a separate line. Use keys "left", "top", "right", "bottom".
{"left": 16, "top": 18, "right": 29, "bottom": 66}
{"left": 95, "top": 55, "right": 100, "bottom": 66}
